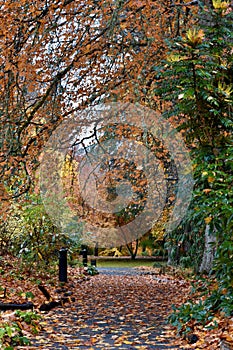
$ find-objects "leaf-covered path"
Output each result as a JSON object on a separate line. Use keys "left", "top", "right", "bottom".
{"left": 28, "top": 269, "right": 189, "bottom": 349}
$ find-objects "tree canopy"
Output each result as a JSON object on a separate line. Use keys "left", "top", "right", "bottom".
{"left": 0, "top": 0, "right": 195, "bottom": 201}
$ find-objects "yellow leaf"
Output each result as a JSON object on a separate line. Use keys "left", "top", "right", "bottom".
{"left": 218, "top": 81, "right": 233, "bottom": 97}
{"left": 185, "top": 28, "right": 204, "bottom": 47}
{"left": 123, "top": 340, "right": 133, "bottom": 344}
{"left": 212, "top": 0, "right": 229, "bottom": 10}
{"left": 204, "top": 216, "right": 212, "bottom": 224}
{"left": 208, "top": 176, "right": 215, "bottom": 183}
{"left": 167, "top": 54, "right": 182, "bottom": 62}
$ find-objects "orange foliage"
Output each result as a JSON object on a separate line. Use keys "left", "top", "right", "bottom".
{"left": 0, "top": 0, "right": 196, "bottom": 210}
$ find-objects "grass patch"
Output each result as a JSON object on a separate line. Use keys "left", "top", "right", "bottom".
{"left": 96, "top": 259, "right": 165, "bottom": 268}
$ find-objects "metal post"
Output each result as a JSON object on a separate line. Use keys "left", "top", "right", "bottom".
{"left": 82, "top": 248, "right": 88, "bottom": 266}
{"left": 59, "top": 248, "right": 68, "bottom": 282}
{"left": 91, "top": 259, "right": 97, "bottom": 267}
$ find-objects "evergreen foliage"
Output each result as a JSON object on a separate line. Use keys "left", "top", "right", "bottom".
{"left": 155, "top": 0, "right": 233, "bottom": 324}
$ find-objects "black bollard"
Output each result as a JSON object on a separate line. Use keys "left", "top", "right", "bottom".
{"left": 82, "top": 248, "right": 88, "bottom": 266}
{"left": 91, "top": 259, "right": 97, "bottom": 267}
{"left": 94, "top": 242, "right": 99, "bottom": 257}
{"left": 59, "top": 248, "right": 68, "bottom": 282}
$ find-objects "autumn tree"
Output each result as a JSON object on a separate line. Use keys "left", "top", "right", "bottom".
{"left": 0, "top": 0, "right": 199, "bottom": 260}
{"left": 0, "top": 0, "right": 196, "bottom": 202}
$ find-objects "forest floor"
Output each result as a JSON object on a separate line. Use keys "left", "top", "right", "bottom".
{"left": 0, "top": 257, "right": 232, "bottom": 349}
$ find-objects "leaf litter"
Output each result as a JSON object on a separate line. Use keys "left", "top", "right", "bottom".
{"left": 0, "top": 258, "right": 233, "bottom": 349}
{"left": 27, "top": 271, "right": 190, "bottom": 349}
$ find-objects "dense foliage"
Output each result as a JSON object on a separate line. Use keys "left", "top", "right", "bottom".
{"left": 155, "top": 0, "right": 233, "bottom": 326}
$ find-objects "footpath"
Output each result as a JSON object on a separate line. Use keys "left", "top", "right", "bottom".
{"left": 26, "top": 267, "right": 188, "bottom": 349}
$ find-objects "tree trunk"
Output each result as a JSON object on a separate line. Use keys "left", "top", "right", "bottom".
{"left": 167, "top": 245, "right": 180, "bottom": 266}
{"left": 167, "top": 246, "right": 173, "bottom": 265}
{"left": 199, "top": 225, "right": 216, "bottom": 273}
{"left": 126, "top": 239, "right": 139, "bottom": 260}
